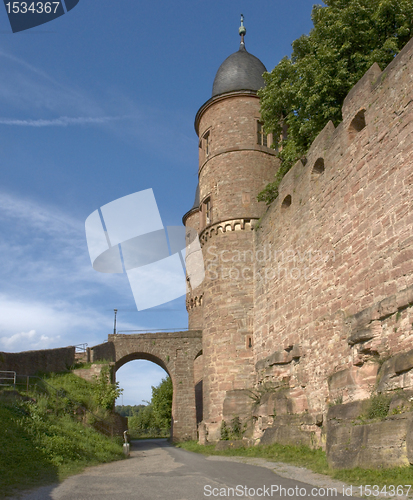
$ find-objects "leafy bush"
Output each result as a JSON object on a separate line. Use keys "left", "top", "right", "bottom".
{"left": 365, "top": 394, "right": 391, "bottom": 420}
{"left": 220, "top": 416, "right": 244, "bottom": 440}
{"left": 258, "top": 0, "right": 413, "bottom": 204}
{"left": 115, "top": 404, "right": 144, "bottom": 417}
{"left": 92, "top": 366, "right": 122, "bottom": 411}
{"left": 0, "top": 374, "right": 124, "bottom": 498}
{"left": 127, "top": 377, "right": 172, "bottom": 438}
{"left": 220, "top": 420, "right": 230, "bottom": 440}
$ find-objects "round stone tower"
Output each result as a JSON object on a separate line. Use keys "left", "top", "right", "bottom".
{"left": 183, "top": 16, "right": 279, "bottom": 442}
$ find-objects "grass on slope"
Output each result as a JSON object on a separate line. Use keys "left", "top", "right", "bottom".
{"left": 176, "top": 441, "right": 413, "bottom": 489}
{"left": 0, "top": 373, "right": 124, "bottom": 499}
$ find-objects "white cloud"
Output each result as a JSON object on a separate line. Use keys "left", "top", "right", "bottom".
{"left": 0, "top": 190, "right": 80, "bottom": 235}
{"left": 0, "top": 295, "right": 104, "bottom": 350}
{"left": 0, "top": 49, "right": 104, "bottom": 117}
{"left": 0, "top": 116, "right": 123, "bottom": 127}
{"left": 0, "top": 292, "right": 146, "bottom": 352}
{"left": 0, "top": 329, "right": 60, "bottom": 351}
{"left": 0, "top": 48, "right": 194, "bottom": 164}
{"left": 0, "top": 190, "right": 130, "bottom": 292}
{"left": 0, "top": 191, "right": 142, "bottom": 351}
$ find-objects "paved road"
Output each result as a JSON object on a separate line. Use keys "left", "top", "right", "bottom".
{"left": 11, "top": 439, "right": 350, "bottom": 500}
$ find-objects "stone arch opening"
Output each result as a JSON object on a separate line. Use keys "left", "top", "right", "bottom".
{"left": 349, "top": 109, "right": 366, "bottom": 140}
{"left": 115, "top": 351, "right": 169, "bottom": 374}
{"left": 93, "top": 332, "right": 202, "bottom": 441}
{"left": 281, "top": 194, "right": 292, "bottom": 209}
{"left": 115, "top": 353, "right": 173, "bottom": 437}
{"left": 312, "top": 157, "right": 325, "bottom": 176}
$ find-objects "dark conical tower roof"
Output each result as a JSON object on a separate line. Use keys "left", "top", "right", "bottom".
{"left": 191, "top": 184, "right": 200, "bottom": 210}
{"left": 212, "top": 15, "right": 266, "bottom": 97}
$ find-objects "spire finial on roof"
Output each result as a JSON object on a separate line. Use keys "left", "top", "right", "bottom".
{"left": 239, "top": 14, "right": 246, "bottom": 47}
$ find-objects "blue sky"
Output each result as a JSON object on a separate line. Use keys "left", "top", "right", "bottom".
{"left": 0, "top": 0, "right": 316, "bottom": 405}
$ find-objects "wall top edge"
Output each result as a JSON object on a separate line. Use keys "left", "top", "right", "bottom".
{"left": 264, "top": 35, "right": 413, "bottom": 216}
{"left": 108, "top": 330, "right": 203, "bottom": 341}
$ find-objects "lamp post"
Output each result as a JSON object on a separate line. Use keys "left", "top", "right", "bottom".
{"left": 113, "top": 308, "right": 118, "bottom": 335}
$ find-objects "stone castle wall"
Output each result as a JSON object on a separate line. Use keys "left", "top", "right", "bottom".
{"left": 250, "top": 36, "right": 413, "bottom": 444}
{"left": 0, "top": 346, "right": 75, "bottom": 376}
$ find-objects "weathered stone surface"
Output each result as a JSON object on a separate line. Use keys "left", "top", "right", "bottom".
{"left": 260, "top": 425, "right": 315, "bottom": 448}
{"left": 394, "top": 349, "right": 413, "bottom": 374}
{"left": 72, "top": 363, "right": 107, "bottom": 383}
{"left": 406, "top": 417, "right": 413, "bottom": 464}
{"left": 222, "top": 390, "right": 253, "bottom": 420}
{"left": 252, "top": 35, "right": 413, "bottom": 442}
{"left": 389, "top": 391, "right": 413, "bottom": 414}
{"left": 327, "top": 413, "right": 412, "bottom": 469}
{"left": 327, "top": 400, "right": 370, "bottom": 421}
{"left": 0, "top": 347, "right": 75, "bottom": 376}
{"left": 255, "top": 345, "right": 302, "bottom": 373}
{"left": 377, "top": 350, "right": 413, "bottom": 393}
{"left": 328, "top": 364, "right": 379, "bottom": 403}
{"left": 253, "top": 391, "right": 276, "bottom": 418}
{"left": 348, "top": 328, "right": 374, "bottom": 346}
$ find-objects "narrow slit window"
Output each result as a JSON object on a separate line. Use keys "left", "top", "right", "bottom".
{"left": 257, "top": 121, "right": 267, "bottom": 147}
{"left": 204, "top": 131, "right": 210, "bottom": 156}
{"left": 204, "top": 197, "right": 212, "bottom": 226}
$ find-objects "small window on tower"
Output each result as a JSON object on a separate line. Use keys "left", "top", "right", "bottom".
{"left": 204, "top": 131, "right": 210, "bottom": 156}
{"left": 204, "top": 197, "right": 212, "bottom": 225}
{"left": 257, "top": 121, "right": 267, "bottom": 147}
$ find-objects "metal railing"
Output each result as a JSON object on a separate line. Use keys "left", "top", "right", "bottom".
{"left": 75, "top": 343, "right": 88, "bottom": 353}
{"left": 0, "top": 370, "right": 16, "bottom": 387}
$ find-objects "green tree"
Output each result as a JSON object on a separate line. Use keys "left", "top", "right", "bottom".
{"left": 127, "top": 377, "right": 173, "bottom": 437}
{"left": 115, "top": 404, "right": 145, "bottom": 417}
{"left": 128, "top": 404, "right": 155, "bottom": 434}
{"left": 151, "top": 377, "right": 173, "bottom": 430}
{"left": 92, "top": 366, "right": 123, "bottom": 411}
{"left": 258, "top": 0, "right": 413, "bottom": 204}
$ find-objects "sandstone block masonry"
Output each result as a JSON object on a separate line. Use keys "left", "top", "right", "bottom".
{"left": 185, "top": 32, "right": 413, "bottom": 464}
{"left": 249, "top": 36, "right": 413, "bottom": 464}
{"left": 0, "top": 346, "right": 75, "bottom": 376}
{"left": 187, "top": 90, "right": 279, "bottom": 441}
{"left": 91, "top": 331, "right": 202, "bottom": 442}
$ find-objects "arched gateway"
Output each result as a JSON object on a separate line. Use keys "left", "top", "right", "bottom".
{"left": 90, "top": 330, "right": 202, "bottom": 442}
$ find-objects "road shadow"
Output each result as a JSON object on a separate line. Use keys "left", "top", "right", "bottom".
{"left": 5, "top": 483, "right": 58, "bottom": 500}
{"left": 130, "top": 438, "right": 170, "bottom": 452}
